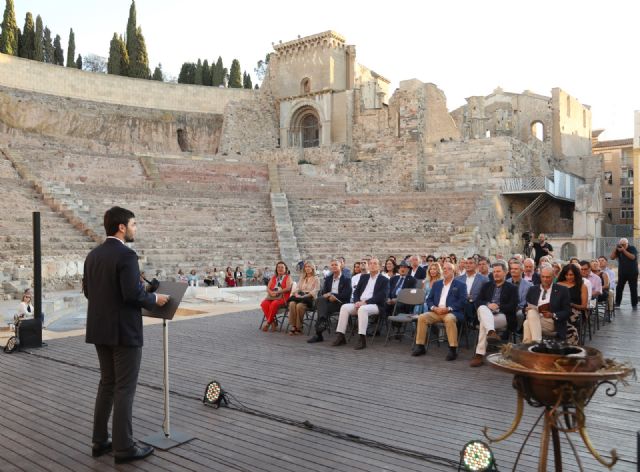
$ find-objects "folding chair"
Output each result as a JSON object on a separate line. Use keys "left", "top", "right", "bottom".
{"left": 283, "top": 299, "right": 317, "bottom": 335}
{"left": 384, "top": 288, "right": 426, "bottom": 345}
{"left": 258, "top": 305, "right": 289, "bottom": 332}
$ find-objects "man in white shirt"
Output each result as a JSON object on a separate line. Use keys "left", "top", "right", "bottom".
{"left": 332, "top": 258, "right": 389, "bottom": 350}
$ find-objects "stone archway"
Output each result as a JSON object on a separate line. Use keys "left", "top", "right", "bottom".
{"left": 289, "top": 106, "right": 320, "bottom": 148}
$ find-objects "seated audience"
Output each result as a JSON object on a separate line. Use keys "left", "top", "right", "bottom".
{"left": 350, "top": 260, "right": 366, "bottom": 301}
{"left": 287, "top": 262, "right": 320, "bottom": 335}
{"left": 17, "top": 292, "right": 34, "bottom": 319}
{"left": 385, "top": 260, "right": 417, "bottom": 318}
{"left": 262, "top": 266, "right": 273, "bottom": 286}
{"left": 522, "top": 266, "right": 571, "bottom": 344}
{"left": 409, "top": 255, "right": 427, "bottom": 281}
{"left": 598, "top": 256, "right": 616, "bottom": 311}
{"left": 307, "top": 259, "right": 352, "bottom": 343}
{"left": 332, "top": 258, "right": 389, "bottom": 350}
{"left": 556, "top": 264, "right": 588, "bottom": 345}
{"left": 176, "top": 269, "right": 188, "bottom": 283}
{"left": 470, "top": 261, "right": 519, "bottom": 367}
{"left": 477, "top": 257, "right": 491, "bottom": 279}
{"left": 382, "top": 258, "right": 398, "bottom": 278}
{"left": 322, "top": 265, "right": 330, "bottom": 278}
{"left": 234, "top": 266, "right": 244, "bottom": 287}
{"left": 580, "top": 260, "right": 602, "bottom": 301}
{"left": 225, "top": 266, "right": 236, "bottom": 287}
{"left": 339, "top": 257, "right": 351, "bottom": 278}
{"left": 187, "top": 269, "right": 199, "bottom": 287}
{"left": 203, "top": 269, "right": 216, "bottom": 287}
{"left": 508, "top": 259, "right": 533, "bottom": 336}
{"left": 260, "top": 261, "right": 292, "bottom": 331}
{"left": 411, "top": 262, "right": 466, "bottom": 361}
{"left": 590, "top": 260, "right": 609, "bottom": 302}
{"left": 456, "top": 256, "right": 489, "bottom": 322}
{"left": 523, "top": 258, "right": 541, "bottom": 284}
{"left": 245, "top": 266, "right": 256, "bottom": 285}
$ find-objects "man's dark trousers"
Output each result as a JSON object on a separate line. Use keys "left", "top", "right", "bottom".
{"left": 93, "top": 345, "right": 142, "bottom": 451}
{"left": 616, "top": 272, "right": 638, "bottom": 307}
{"left": 314, "top": 297, "right": 341, "bottom": 335}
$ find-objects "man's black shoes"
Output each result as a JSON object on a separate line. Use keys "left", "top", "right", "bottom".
{"left": 446, "top": 347, "right": 458, "bottom": 361}
{"left": 411, "top": 344, "right": 426, "bottom": 356}
{"left": 114, "top": 444, "right": 154, "bottom": 464}
{"left": 354, "top": 334, "right": 366, "bottom": 350}
{"left": 307, "top": 334, "right": 323, "bottom": 343}
{"left": 91, "top": 439, "right": 112, "bottom": 457}
{"left": 331, "top": 333, "right": 347, "bottom": 346}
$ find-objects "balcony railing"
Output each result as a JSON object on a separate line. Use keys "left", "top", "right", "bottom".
{"left": 502, "top": 169, "right": 584, "bottom": 201}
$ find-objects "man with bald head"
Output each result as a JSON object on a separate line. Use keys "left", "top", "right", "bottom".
{"left": 411, "top": 262, "right": 467, "bottom": 361}
{"left": 522, "top": 266, "right": 571, "bottom": 343}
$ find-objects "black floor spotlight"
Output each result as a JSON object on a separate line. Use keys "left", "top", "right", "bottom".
{"left": 203, "top": 380, "right": 228, "bottom": 409}
{"left": 459, "top": 440, "right": 497, "bottom": 471}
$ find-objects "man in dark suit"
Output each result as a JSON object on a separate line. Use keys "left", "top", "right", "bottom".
{"left": 523, "top": 258, "right": 542, "bottom": 285}
{"left": 456, "top": 256, "right": 489, "bottom": 323}
{"left": 470, "top": 261, "right": 519, "bottom": 367}
{"left": 385, "top": 260, "right": 418, "bottom": 317}
{"left": 411, "top": 262, "right": 467, "bottom": 360}
{"left": 83, "top": 207, "right": 169, "bottom": 464}
{"left": 307, "top": 259, "right": 352, "bottom": 343}
{"left": 409, "top": 255, "right": 427, "bottom": 281}
{"left": 332, "top": 258, "right": 389, "bottom": 350}
{"left": 522, "top": 266, "right": 571, "bottom": 343}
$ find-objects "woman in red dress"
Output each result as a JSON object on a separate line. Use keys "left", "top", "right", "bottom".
{"left": 260, "top": 261, "right": 292, "bottom": 331}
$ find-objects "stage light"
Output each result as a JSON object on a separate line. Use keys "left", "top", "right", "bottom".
{"left": 202, "top": 380, "right": 227, "bottom": 409}
{"left": 459, "top": 440, "right": 497, "bottom": 471}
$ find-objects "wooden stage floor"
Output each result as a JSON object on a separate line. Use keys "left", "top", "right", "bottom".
{"left": 1, "top": 302, "right": 638, "bottom": 471}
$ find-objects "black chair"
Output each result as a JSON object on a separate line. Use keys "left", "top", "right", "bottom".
{"left": 258, "top": 305, "right": 289, "bottom": 332}
{"left": 384, "top": 288, "right": 426, "bottom": 345}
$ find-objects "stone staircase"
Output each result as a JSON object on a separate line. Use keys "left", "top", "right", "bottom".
{"left": 268, "top": 163, "right": 301, "bottom": 267}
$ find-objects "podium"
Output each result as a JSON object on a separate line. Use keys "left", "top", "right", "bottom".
{"left": 140, "top": 282, "right": 194, "bottom": 450}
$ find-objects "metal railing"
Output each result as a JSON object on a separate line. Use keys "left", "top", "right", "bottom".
{"left": 502, "top": 169, "right": 584, "bottom": 201}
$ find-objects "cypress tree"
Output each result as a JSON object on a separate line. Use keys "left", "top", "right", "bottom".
{"left": 152, "top": 63, "right": 163, "bottom": 81}
{"left": 202, "top": 59, "right": 210, "bottom": 86}
{"left": 66, "top": 28, "right": 75, "bottom": 67}
{"left": 228, "top": 59, "right": 242, "bottom": 88}
{"left": 107, "top": 33, "right": 120, "bottom": 74}
{"left": 117, "top": 35, "right": 129, "bottom": 75}
{"left": 19, "top": 12, "right": 34, "bottom": 59}
{"left": 178, "top": 62, "right": 196, "bottom": 84}
{"left": 128, "top": 26, "right": 149, "bottom": 78}
{"left": 194, "top": 58, "right": 203, "bottom": 85}
{"left": 33, "top": 14, "right": 43, "bottom": 61}
{"left": 243, "top": 71, "right": 252, "bottom": 89}
{"left": 76, "top": 54, "right": 82, "bottom": 69}
{"left": 211, "top": 56, "right": 224, "bottom": 86}
{"left": 43, "top": 26, "right": 53, "bottom": 62}
{"left": 53, "top": 34, "right": 64, "bottom": 65}
{"left": 0, "top": 0, "right": 18, "bottom": 55}
{"left": 125, "top": 0, "right": 137, "bottom": 60}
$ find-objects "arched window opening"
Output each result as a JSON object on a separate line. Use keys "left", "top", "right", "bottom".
{"left": 300, "top": 77, "right": 311, "bottom": 95}
{"left": 289, "top": 106, "right": 320, "bottom": 148}
{"left": 177, "top": 129, "right": 190, "bottom": 152}
{"left": 531, "top": 121, "right": 544, "bottom": 142}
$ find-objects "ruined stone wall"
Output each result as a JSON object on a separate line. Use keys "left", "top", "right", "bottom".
{"left": 0, "top": 86, "right": 223, "bottom": 154}
{"left": 0, "top": 53, "right": 253, "bottom": 113}
{"left": 219, "top": 90, "right": 279, "bottom": 155}
{"left": 552, "top": 88, "right": 592, "bottom": 157}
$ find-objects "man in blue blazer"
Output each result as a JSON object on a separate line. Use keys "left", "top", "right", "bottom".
{"left": 332, "top": 258, "right": 389, "bottom": 350}
{"left": 411, "top": 262, "right": 466, "bottom": 360}
{"left": 307, "top": 259, "right": 352, "bottom": 343}
{"left": 84, "top": 207, "right": 169, "bottom": 464}
{"left": 385, "top": 260, "right": 418, "bottom": 317}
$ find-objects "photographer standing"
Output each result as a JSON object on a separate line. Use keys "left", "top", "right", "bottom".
{"left": 532, "top": 233, "right": 553, "bottom": 267}
{"left": 610, "top": 237, "right": 638, "bottom": 309}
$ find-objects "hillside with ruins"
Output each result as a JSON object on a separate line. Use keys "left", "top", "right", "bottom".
{"left": 0, "top": 30, "right": 603, "bottom": 298}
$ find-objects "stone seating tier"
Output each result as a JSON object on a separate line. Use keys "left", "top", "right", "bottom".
{"left": 10, "top": 149, "right": 148, "bottom": 187}
{"left": 156, "top": 159, "right": 269, "bottom": 192}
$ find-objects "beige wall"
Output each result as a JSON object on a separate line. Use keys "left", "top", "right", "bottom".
{"left": 634, "top": 110, "right": 640, "bottom": 237}
{"left": 0, "top": 53, "right": 254, "bottom": 113}
{"left": 552, "top": 88, "right": 592, "bottom": 157}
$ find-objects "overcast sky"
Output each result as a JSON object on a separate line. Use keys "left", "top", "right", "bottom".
{"left": 14, "top": 0, "right": 639, "bottom": 139}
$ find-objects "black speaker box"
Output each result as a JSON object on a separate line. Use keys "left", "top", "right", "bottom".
{"left": 19, "top": 318, "right": 43, "bottom": 348}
